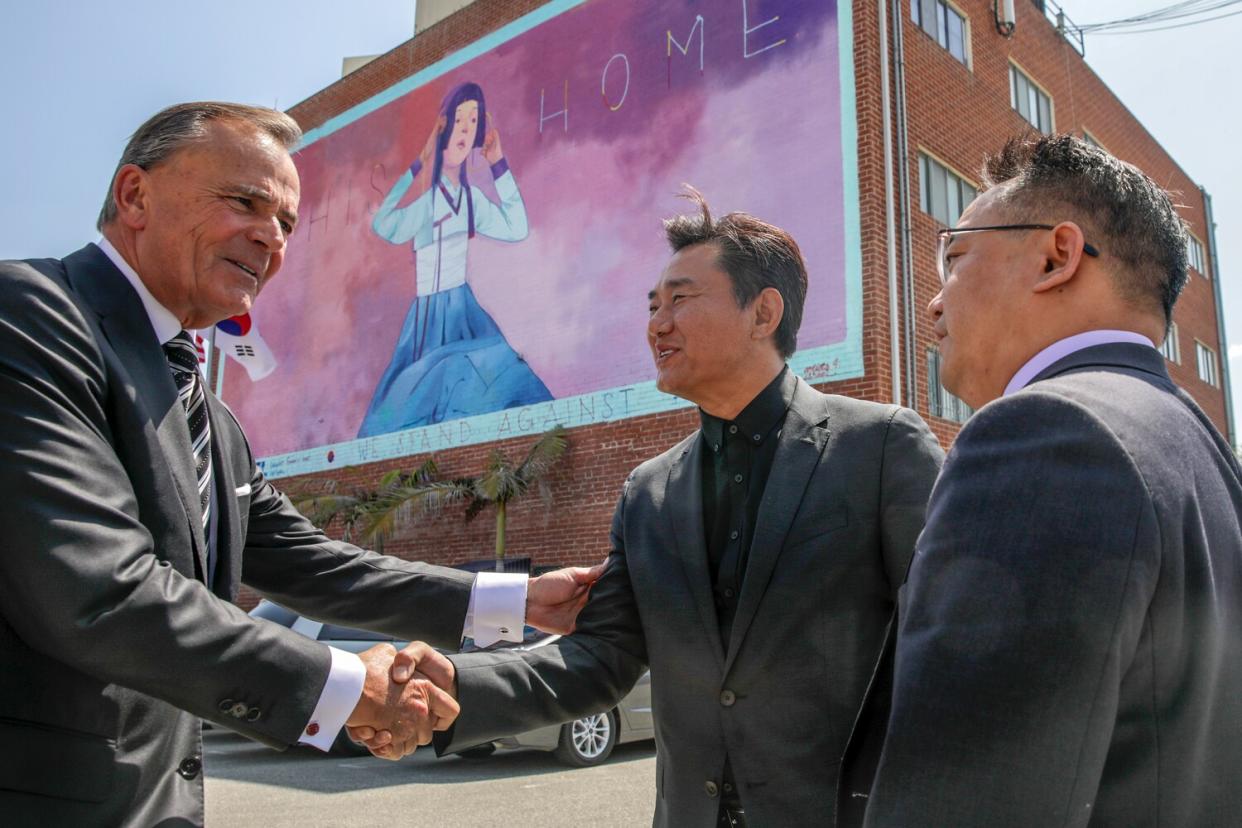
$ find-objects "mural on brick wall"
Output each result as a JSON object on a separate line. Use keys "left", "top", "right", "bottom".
{"left": 224, "top": 0, "right": 863, "bottom": 478}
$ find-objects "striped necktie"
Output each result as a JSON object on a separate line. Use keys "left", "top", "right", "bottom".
{"left": 163, "top": 332, "right": 213, "bottom": 542}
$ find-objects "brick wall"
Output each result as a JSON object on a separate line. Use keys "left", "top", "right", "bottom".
{"left": 241, "top": 0, "right": 1229, "bottom": 604}
{"left": 887, "top": 0, "right": 1228, "bottom": 437}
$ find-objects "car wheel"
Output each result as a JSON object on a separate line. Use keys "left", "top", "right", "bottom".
{"left": 330, "top": 729, "right": 371, "bottom": 757}
{"left": 553, "top": 710, "right": 617, "bottom": 767}
{"left": 455, "top": 744, "right": 497, "bottom": 759}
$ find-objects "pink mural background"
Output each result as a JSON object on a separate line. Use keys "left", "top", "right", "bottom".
{"left": 225, "top": 0, "right": 847, "bottom": 457}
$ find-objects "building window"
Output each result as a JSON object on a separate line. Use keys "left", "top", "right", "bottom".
{"left": 1010, "top": 64, "right": 1053, "bottom": 133}
{"left": 1196, "top": 341, "right": 1219, "bottom": 387}
{"left": 1159, "top": 322, "right": 1180, "bottom": 364}
{"left": 1187, "top": 234, "right": 1208, "bottom": 277}
{"left": 920, "top": 153, "right": 977, "bottom": 226}
{"left": 1081, "top": 130, "right": 1103, "bottom": 149}
{"left": 912, "top": 0, "right": 969, "bottom": 66}
{"left": 927, "top": 348, "right": 973, "bottom": 423}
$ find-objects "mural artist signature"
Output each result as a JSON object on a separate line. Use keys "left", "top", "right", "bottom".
{"left": 802, "top": 359, "right": 840, "bottom": 383}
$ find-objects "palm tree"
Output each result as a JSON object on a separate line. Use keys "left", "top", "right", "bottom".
{"left": 364, "top": 425, "right": 569, "bottom": 571}
{"left": 291, "top": 427, "right": 568, "bottom": 569}
{"left": 288, "top": 457, "right": 442, "bottom": 553}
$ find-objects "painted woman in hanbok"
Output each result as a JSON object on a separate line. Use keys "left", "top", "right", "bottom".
{"left": 358, "top": 82, "right": 551, "bottom": 437}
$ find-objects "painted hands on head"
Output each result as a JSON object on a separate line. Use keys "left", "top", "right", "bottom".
{"left": 344, "top": 642, "right": 459, "bottom": 760}
{"left": 482, "top": 113, "right": 503, "bottom": 165}
{"left": 412, "top": 115, "right": 447, "bottom": 192}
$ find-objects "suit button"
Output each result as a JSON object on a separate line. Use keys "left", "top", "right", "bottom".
{"left": 218, "top": 699, "right": 234, "bottom": 713}
{"left": 177, "top": 756, "right": 202, "bottom": 780}
{"left": 230, "top": 702, "right": 249, "bottom": 719}
{"left": 705, "top": 780, "right": 719, "bottom": 798}
{"left": 246, "top": 707, "right": 262, "bottom": 722}
{"left": 720, "top": 689, "right": 736, "bottom": 707}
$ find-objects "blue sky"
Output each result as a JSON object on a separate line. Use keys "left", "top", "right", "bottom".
{"left": 2, "top": 0, "right": 1238, "bottom": 441}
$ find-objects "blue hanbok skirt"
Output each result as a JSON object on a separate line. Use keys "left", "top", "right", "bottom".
{"left": 358, "top": 283, "right": 552, "bottom": 436}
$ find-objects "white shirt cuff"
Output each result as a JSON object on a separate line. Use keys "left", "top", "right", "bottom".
{"left": 298, "top": 646, "right": 366, "bottom": 751}
{"left": 464, "top": 572, "right": 527, "bottom": 647}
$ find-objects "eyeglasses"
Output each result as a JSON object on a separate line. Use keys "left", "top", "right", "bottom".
{"left": 936, "top": 223, "right": 1100, "bottom": 284}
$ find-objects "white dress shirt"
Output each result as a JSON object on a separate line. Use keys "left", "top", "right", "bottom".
{"left": 1003, "top": 329, "right": 1156, "bottom": 396}
{"left": 94, "top": 239, "right": 527, "bottom": 749}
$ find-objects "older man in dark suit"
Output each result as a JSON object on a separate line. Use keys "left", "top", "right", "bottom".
{"left": 844, "top": 134, "right": 1242, "bottom": 827}
{"left": 366, "top": 190, "right": 944, "bottom": 826}
{"left": 0, "top": 102, "right": 596, "bottom": 827}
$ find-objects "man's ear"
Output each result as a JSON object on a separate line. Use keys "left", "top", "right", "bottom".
{"left": 111, "top": 164, "right": 151, "bottom": 231}
{"left": 1032, "top": 221, "right": 1090, "bottom": 294}
{"left": 751, "top": 287, "right": 785, "bottom": 340}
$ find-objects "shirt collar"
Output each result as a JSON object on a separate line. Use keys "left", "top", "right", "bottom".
{"left": 700, "top": 366, "right": 794, "bottom": 452}
{"left": 1004, "top": 330, "right": 1156, "bottom": 396}
{"left": 94, "top": 238, "right": 183, "bottom": 346}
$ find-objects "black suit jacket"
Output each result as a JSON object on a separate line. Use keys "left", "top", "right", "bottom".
{"left": 436, "top": 378, "right": 944, "bottom": 826}
{"left": 0, "top": 245, "right": 477, "bottom": 827}
{"left": 845, "top": 344, "right": 1242, "bottom": 827}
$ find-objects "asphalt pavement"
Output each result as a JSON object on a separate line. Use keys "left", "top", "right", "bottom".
{"left": 203, "top": 727, "right": 657, "bottom": 827}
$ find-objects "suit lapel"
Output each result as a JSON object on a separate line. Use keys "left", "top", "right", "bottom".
{"left": 63, "top": 245, "right": 210, "bottom": 580}
{"left": 724, "top": 379, "right": 831, "bottom": 673}
{"left": 665, "top": 436, "right": 726, "bottom": 666}
{"left": 207, "top": 396, "right": 244, "bottom": 599}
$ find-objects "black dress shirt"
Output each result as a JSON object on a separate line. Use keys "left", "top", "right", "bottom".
{"left": 699, "top": 366, "right": 795, "bottom": 644}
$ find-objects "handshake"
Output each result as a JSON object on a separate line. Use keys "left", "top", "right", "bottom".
{"left": 342, "top": 562, "right": 604, "bottom": 760}
{"left": 344, "top": 639, "right": 458, "bottom": 760}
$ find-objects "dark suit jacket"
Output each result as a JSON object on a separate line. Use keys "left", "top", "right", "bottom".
{"left": 436, "top": 377, "right": 944, "bottom": 826}
{"left": 0, "top": 245, "right": 477, "bottom": 827}
{"left": 846, "top": 344, "right": 1242, "bottom": 827}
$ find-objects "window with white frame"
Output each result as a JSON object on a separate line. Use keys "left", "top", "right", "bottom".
{"left": 1196, "top": 341, "right": 1219, "bottom": 387}
{"left": 912, "top": 0, "right": 969, "bottom": 66}
{"left": 920, "top": 153, "right": 977, "bottom": 226}
{"left": 1187, "top": 234, "right": 1208, "bottom": 277}
{"left": 1082, "top": 130, "right": 1103, "bottom": 149}
{"left": 928, "top": 347, "right": 973, "bottom": 423}
{"left": 1010, "top": 64, "right": 1053, "bottom": 134}
{"left": 1159, "top": 323, "right": 1180, "bottom": 364}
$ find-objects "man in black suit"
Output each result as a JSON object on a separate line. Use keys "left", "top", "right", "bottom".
{"left": 848, "top": 134, "right": 1242, "bottom": 826}
{"left": 0, "top": 102, "right": 596, "bottom": 827}
{"left": 370, "top": 189, "right": 944, "bottom": 826}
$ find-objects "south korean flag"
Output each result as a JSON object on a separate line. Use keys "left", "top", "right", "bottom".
{"left": 212, "top": 313, "right": 278, "bottom": 381}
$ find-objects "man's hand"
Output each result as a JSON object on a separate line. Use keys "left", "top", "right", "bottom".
{"left": 526, "top": 560, "right": 607, "bottom": 634}
{"left": 344, "top": 643, "right": 459, "bottom": 760}
{"left": 346, "top": 641, "right": 457, "bottom": 757}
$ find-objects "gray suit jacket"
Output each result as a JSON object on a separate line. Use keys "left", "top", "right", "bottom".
{"left": 850, "top": 344, "right": 1242, "bottom": 827}
{"left": 436, "top": 377, "right": 944, "bottom": 826}
{"left": 0, "top": 245, "right": 477, "bottom": 827}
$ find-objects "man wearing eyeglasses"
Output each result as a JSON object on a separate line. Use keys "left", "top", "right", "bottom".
{"left": 840, "top": 134, "right": 1242, "bottom": 827}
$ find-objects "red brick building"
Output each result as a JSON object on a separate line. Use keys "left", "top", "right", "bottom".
{"left": 237, "top": 0, "right": 1232, "bottom": 597}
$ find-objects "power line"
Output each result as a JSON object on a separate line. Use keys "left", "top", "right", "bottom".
{"left": 1078, "top": 0, "right": 1242, "bottom": 33}
{"left": 1088, "top": 7, "right": 1242, "bottom": 34}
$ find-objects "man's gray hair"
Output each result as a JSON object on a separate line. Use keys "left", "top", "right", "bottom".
{"left": 983, "top": 133, "right": 1188, "bottom": 326}
{"left": 96, "top": 101, "right": 302, "bottom": 229}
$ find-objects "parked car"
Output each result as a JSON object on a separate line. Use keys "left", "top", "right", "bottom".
{"left": 246, "top": 600, "right": 653, "bottom": 765}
